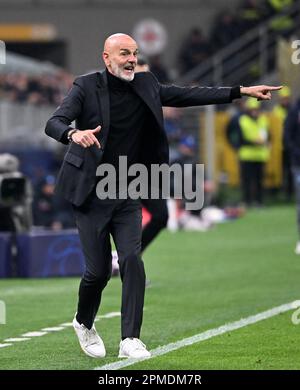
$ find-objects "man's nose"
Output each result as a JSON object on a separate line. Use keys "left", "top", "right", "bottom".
{"left": 128, "top": 55, "right": 137, "bottom": 63}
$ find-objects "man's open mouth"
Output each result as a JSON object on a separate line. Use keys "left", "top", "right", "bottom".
{"left": 124, "top": 65, "right": 135, "bottom": 72}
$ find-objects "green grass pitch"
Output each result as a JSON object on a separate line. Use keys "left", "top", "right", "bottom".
{"left": 0, "top": 205, "right": 299, "bottom": 370}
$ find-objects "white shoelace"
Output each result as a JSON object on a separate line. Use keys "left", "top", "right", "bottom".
{"left": 81, "top": 325, "right": 99, "bottom": 347}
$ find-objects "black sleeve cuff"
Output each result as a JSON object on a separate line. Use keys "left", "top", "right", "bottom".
{"left": 62, "top": 128, "right": 72, "bottom": 144}
{"left": 230, "top": 86, "right": 242, "bottom": 101}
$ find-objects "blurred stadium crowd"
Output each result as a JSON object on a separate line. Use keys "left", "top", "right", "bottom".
{"left": 0, "top": 72, "right": 72, "bottom": 106}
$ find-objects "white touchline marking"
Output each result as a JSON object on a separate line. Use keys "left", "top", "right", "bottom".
{"left": 22, "top": 331, "right": 48, "bottom": 337}
{"left": 4, "top": 338, "right": 30, "bottom": 342}
{"left": 0, "top": 343, "right": 12, "bottom": 348}
{"left": 94, "top": 312, "right": 121, "bottom": 322}
{"left": 98, "top": 312, "right": 121, "bottom": 319}
{"left": 0, "top": 311, "right": 121, "bottom": 349}
{"left": 94, "top": 300, "right": 300, "bottom": 371}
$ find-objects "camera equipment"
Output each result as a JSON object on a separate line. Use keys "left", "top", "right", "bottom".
{"left": 0, "top": 153, "right": 32, "bottom": 232}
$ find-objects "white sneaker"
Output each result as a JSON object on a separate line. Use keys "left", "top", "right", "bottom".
{"left": 295, "top": 242, "right": 300, "bottom": 255}
{"left": 118, "top": 337, "right": 151, "bottom": 358}
{"left": 72, "top": 317, "right": 106, "bottom": 358}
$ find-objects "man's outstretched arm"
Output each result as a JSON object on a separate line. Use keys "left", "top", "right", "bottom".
{"left": 159, "top": 79, "right": 282, "bottom": 107}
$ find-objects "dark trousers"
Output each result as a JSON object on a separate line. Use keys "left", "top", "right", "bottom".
{"left": 141, "top": 198, "right": 169, "bottom": 252}
{"left": 73, "top": 196, "right": 145, "bottom": 338}
{"left": 240, "top": 161, "right": 264, "bottom": 206}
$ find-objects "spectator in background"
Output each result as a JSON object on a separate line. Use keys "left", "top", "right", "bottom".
{"left": 272, "top": 86, "right": 291, "bottom": 119}
{"left": 12, "top": 73, "right": 30, "bottom": 103}
{"left": 264, "top": 0, "right": 295, "bottom": 37}
{"left": 237, "top": 0, "right": 265, "bottom": 33}
{"left": 237, "top": 98, "right": 271, "bottom": 207}
{"left": 173, "top": 135, "right": 218, "bottom": 231}
{"left": 163, "top": 106, "right": 183, "bottom": 163}
{"left": 149, "top": 55, "right": 170, "bottom": 83}
{"left": 226, "top": 99, "right": 246, "bottom": 151}
{"left": 134, "top": 54, "right": 149, "bottom": 72}
{"left": 178, "top": 28, "right": 211, "bottom": 75}
{"left": 177, "top": 134, "right": 197, "bottom": 164}
{"left": 283, "top": 96, "right": 300, "bottom": 254}
{"left": 210, "top": 11, "right": 240, "bottom": 52}
{"left": 0, "top": 71, "right": 73, "bottom": 106}
{"left": 33, "top": 174, "right": 74, "bottom": 230}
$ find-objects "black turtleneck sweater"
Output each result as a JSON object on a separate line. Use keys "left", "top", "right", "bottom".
{"left": 102, "top": 71, "right": 150, "bottom": 173}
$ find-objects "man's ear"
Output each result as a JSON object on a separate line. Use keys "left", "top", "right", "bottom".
{"left": 102, "top": 51, "right": 109, "bottom": 65}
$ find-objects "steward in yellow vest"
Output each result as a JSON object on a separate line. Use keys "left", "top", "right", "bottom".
{"left": 238, "top": 100, "right": 270, "bottom": 163}
{"left": 238, "top": 98, "right": 270, "bottom": 206}
{"left": 272, "top": 85, "right": 291, "bottom": 122}
{"left": 265, "top": 0, "right": 294, "bottom": 35}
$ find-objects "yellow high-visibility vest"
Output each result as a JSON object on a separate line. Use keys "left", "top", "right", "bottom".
{"left": 238, "top": 114, "right": 270, "bottom": 162}
{"left": 268, "top": 0, "right": 294, "bottom": 30}
{"left": 272, "top": 104, "right": 288, "bottom": 122}
{"left": 241, "top": 8, "right": 261, "bottom": 21}
{"left": 268, "top": 0, "right": 293, "bottom": 11}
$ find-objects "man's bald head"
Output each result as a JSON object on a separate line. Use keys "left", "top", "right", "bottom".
{"left": 104, "top": 33, "right": 137, "bottom": 52}
{"left": 102, "top": 33, "right": 138, "bottom": 81}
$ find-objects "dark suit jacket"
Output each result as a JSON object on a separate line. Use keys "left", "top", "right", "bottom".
{"left": 45, "top": 70, "right": 234, "bottom": 206}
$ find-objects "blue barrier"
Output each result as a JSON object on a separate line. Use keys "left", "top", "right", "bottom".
{"left": 0, "top": 233, "right": 12, "bottom": 278}
{"left": 16, "top": 229, "right": 85, "bottom": 278}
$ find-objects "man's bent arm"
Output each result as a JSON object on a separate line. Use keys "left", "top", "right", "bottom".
{"left": 45, "top": 78, "right": 85, "bottom": 144}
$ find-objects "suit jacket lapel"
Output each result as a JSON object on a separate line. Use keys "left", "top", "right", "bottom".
{"left": 130, "top": 76, "right": 162, "bottom": 127}
{"left": 96, "top": 71, "right": 110, "bottom": 148}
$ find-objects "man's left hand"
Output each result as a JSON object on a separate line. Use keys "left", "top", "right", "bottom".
{"left": 240, "top": 85, "right": 282, "bottom": 101}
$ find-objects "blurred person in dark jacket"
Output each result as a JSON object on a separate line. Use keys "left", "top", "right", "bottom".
{"left": 178, "top": 28, "right": 211, "bottom": 75}
{"left": 33, "top": 174, "right": 74, "bottom": 230}
{"left": 272, "top": 86, "right": 293, "bottom": 200}
{"left": 284, "top": 97, "right": 300, "bottom": 254}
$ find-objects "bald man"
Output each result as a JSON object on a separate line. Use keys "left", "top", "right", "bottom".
{"left": 45, "top": 33, "right": 281, "bottom": 359}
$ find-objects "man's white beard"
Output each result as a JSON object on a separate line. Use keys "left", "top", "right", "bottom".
{"left": 110, "top": 62, "right": 135, "bottom": 82}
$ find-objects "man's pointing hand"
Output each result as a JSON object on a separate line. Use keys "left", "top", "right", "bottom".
{"left": 71, "top": 125, "right": 101, "bottom": 148}
{"left": 240, "top": 85, "right": 283, "bottom": 101}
